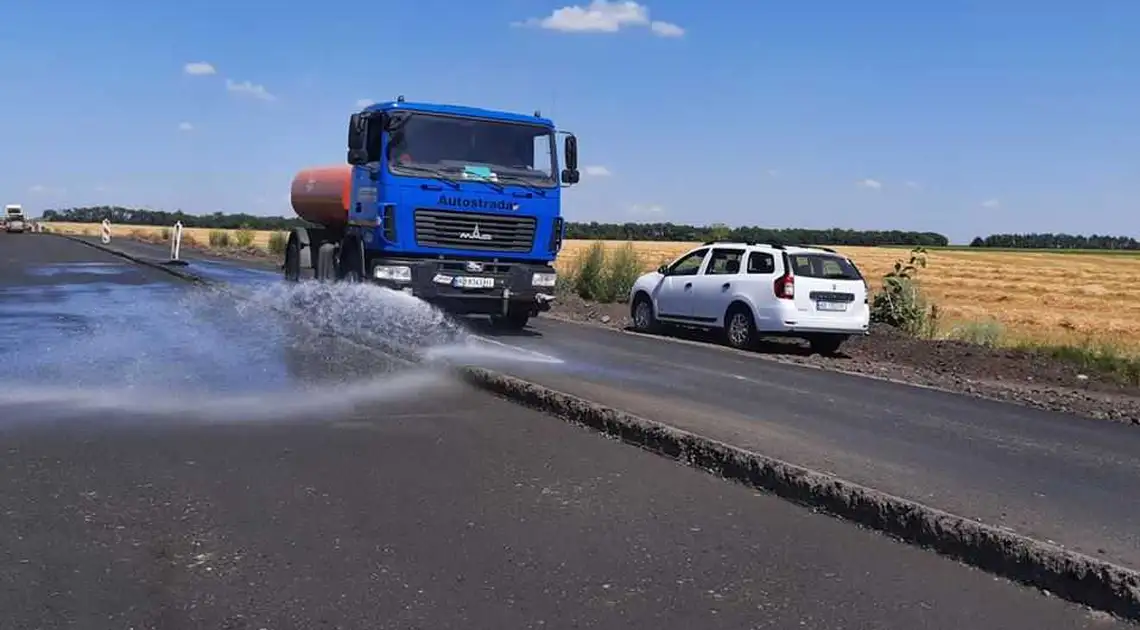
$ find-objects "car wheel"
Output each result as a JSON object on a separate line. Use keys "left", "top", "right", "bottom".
{"left": 631, "top": 294, "right": 659, "bottom": 333}
{"left": 809, "top": 334, "right": 847, "bottom": 356}
{"left": 724, "top": 305, "right": 756, "bottom": 350}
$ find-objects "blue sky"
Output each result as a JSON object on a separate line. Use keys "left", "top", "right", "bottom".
{"left": 2, "top": 0, "right": 1138, "bottom": 243}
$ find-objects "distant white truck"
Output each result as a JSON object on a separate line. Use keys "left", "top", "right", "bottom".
{"left": 4, "top": 204, "right": 26, "bottom": 233}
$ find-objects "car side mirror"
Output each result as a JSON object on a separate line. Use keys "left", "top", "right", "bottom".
{"left": 657, "top": 264, "right": 669, "bottom": 275}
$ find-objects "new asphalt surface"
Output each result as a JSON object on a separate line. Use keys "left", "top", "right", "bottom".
{"left": 79, "top": 233, "right": 1140, "bottom": 574}
{"left": 9, "top": 232, "right": 1128, "bottom": 629}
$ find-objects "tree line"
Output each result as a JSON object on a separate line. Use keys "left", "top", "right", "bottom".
{"left": 40, "top": 206, "right": 306, "bottom": 231}
{"left": 40, "top": 207, "right": 950, "bottom": 246}
{"left": 38, "top": 206, "right": 1138, "bottom": 250}
{"left": 968, "top": 233, "right": 1140, "bottom": 250}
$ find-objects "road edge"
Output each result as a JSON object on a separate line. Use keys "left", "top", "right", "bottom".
{"left": 57, "top": 232, "right": 1140, "bottom": 622}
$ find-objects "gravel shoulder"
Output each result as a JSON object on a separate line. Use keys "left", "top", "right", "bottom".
{"left": 550, "top": 291, "right": 1140, "bottom": 425}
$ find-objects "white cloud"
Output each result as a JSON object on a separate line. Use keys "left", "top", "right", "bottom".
{"left": 981, "top": 198, "right": 1001, "bottom": 208}
{"left": 583, "top": 165, "right": 612, "bottom": 177}
{"left": 226, "top": 78, "right": 276, "bottom": 101}
{"left": 178, "top": 122, "right": 193, "bottom": 132}
{"left": 856, "top": 178, "right": 883, "bottom": 190}
{"left": 28, "top": 184, "right": 66, "bottom": 196}
{"left": 355, "top": 98, "right": 375, "bottom": 109}
{"left": 650, "top": 20, "right": 684, "bottom": 37}
{"left": 629, "top": 203, "right": 664, "bottom": 214}
{"left": 183, "top": 62, "right": 216, "bottom": 76}
{"left": 514, "top": 1, "right": 684, "bottom": 37}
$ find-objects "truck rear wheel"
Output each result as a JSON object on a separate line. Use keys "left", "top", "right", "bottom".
{"left": 315, "top": 243, "right": 338, "bottom": 282}
{"left": 284, "top": 237, "right": 302, "bottom": 282}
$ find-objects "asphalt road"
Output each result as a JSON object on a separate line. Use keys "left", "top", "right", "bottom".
{"left": 0, "top": 234, "right": 1130, "bottom": 628}
{"left": 66, "top": 234, "right": 1140, "bottom": 573}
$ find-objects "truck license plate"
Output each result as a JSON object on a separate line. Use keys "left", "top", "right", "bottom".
{"left": 453, "top": 276, "right": 494, "bottom": 289}
{"left": 817, "top": 301, "right": 847, "bottom": 312}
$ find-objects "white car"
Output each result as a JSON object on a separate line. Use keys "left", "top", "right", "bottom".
{"left": 628, "top": 241, "right": 870, "bottom": 355}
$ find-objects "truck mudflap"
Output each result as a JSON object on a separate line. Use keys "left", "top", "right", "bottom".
{"left": 366, "top": 257, "right": 558, "bottom": 316}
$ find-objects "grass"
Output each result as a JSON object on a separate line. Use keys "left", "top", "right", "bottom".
{"left": 40, "top": 221, "right": 1140, "bottom": 374}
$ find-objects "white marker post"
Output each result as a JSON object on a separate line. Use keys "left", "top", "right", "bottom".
{"left": 100, "top": 219, "right": 112, "bottom": 244}
{"left": 165, "top": 221, "right": 188, "bottom": 266}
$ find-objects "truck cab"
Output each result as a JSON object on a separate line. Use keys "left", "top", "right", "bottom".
{"left": 286, "top": 98, "right": 580, "bottom": 330}
{"left": 4, "top": 204, "right": 26, "bottom": 233}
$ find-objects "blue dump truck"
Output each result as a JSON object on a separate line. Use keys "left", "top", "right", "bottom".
{"left": 286, "top": 97, "right": 580, "bottom": 330}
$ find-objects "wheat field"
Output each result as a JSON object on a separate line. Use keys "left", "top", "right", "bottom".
{"left": 559, "top": 240, "right": 1140, "bottom": 354}
{"left": 44, "top": 222, "right": 1140, "bottom": 353}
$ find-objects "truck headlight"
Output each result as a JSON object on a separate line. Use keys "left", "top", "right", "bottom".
{"left": 531, "top": 272, "right": 557, "bottom": 287}
{"left": 374, "top": 265, "right": 412, "bottom": 282}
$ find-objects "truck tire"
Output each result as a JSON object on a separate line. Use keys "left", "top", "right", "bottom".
{"left": 337, "top": 237, "right": 363, "bottom": 282}
{"left": 315, "top": 242, "right": 338, "bottom": 282}
{"left": 284, "top": 237, "right": 302, "bottom": 282}
{"left": 490, "top": 309, "right": 530, "bottom": 331}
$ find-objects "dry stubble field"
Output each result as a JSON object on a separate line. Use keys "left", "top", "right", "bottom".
{"left": 44, "top": 222, "right": 1140, "bottom": 355}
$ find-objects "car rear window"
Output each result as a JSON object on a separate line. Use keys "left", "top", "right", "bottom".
{"left": 788, "top": 253, "right": 863, "bottom": 280}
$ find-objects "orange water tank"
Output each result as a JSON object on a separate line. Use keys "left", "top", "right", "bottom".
{"left": 290, "top": 165, "right": 353, "bottom": 227}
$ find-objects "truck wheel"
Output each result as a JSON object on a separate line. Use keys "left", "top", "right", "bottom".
{"left": 284, "top": 238, "right": 302, "bottom": 282}
{"left": 315, "top": 243, "right": 338, "bottom": 282}
{"left": 490, "top": 309, "right": 530, "bottom": 331}
{"left": 337, "top": 238, "right": 363, "bottom": 282}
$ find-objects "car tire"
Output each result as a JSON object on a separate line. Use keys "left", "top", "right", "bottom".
{"left": 631, "top": 293, "right": 660, "bottom": 334}
{"left": 808, "top": 334, "right": 847, "bottom": 356}
{"left": 723, "top": 304, "right": 756, "bottom": 350}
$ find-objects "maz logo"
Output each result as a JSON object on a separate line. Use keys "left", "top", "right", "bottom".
{"left": 459, "top": 224, "right": 493, "bottom": 241}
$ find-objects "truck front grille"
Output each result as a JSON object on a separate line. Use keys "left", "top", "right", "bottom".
{"left": 414, "top": 209, "right": 536, "bottom": 253}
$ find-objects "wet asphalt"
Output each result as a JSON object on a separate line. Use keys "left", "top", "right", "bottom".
{"left": 1, "top": 232, "right": 1130, "bottom": 629}
{"left": 77, "top": 233, "right": 1140, "bottom": 574}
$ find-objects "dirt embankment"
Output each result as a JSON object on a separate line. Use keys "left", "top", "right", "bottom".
{"left": 548, "top": 292, "right": 1140, "bottom": 425}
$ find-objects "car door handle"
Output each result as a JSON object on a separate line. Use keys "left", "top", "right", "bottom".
{"left": 684, "top": 282, "right": 692, "bottom": 289}
{"left": 722, "top": 282, "right": 730, "bottom": 289}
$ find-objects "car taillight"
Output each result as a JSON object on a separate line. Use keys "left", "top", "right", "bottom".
{"left": 774, "top": 273, "right": 794, "bottom": 299}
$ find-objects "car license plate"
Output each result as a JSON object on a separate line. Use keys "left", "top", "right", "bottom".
{"left": 453, "top": 276, "right": 494, "bottom": 289}
{"left": 817, "top": 300, "right": 847, "bottom": 312}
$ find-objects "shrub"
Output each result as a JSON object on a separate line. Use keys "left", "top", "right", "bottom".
{"left": 160, "top": 227, "right": 171, "bottom": 241}
{"left": 208, "top": 230, "right": 231, "bottom": 248}
{"left": 869, "top": 246, "right": 938, "bottom": 336}
{"left": 267, "top": 231, "right": 288, "bottom": 255}
{"left": 572, "top": 241, "right": 608, "bottom": 301}
{"left": 235, "top": 225, "right": 255, "bottom": 248}
{"left": 601, "top": 242, "right": 643, "bottom": 303}
{"left": 566, "top": 241, "right": 644, "bottom": 303}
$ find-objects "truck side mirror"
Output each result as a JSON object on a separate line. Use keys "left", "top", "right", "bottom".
{"left": 561, "top": 134, "right": 580, "bottom": 185}
{"left": 347, "top": 114, "right": 364, "bottom": 150}
{"left": 347, "top": 113, "right": 368, "bottom": 164}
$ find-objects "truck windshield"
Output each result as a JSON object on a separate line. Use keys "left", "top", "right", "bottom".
{"left": 386, "top": 113, "right": 557, "bottom": 188}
